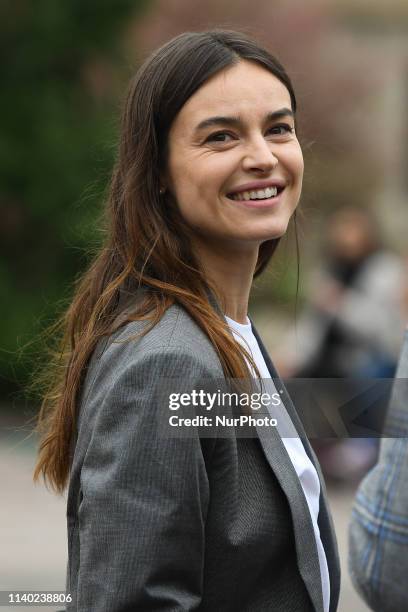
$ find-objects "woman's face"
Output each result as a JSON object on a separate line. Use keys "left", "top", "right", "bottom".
{"left": 165, "top": 60, "right": 304, "bottom": 253}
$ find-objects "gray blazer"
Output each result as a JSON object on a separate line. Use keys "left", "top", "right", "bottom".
{"left": 66, "top": 299, "right": 340, "bottom": 611}
{"left": 349, "top": 329, "right": 408, "bottom": 611}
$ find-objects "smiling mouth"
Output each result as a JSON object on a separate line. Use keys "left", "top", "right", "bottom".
{"left": 226, "top": 186, "right": 284, "bottom": 201}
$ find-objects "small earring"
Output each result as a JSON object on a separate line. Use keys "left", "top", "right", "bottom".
{"left": 159, "top": 186, "right": 166, "bottom": 195}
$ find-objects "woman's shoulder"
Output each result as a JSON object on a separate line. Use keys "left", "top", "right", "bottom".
{"left": 76, "top": 301, "right": 225, "bottom": 432}
{"left": 91, "top": 300, "right": 224, "bottom": 378}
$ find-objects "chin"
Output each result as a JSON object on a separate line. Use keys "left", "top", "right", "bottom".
{"left": 250, "top": 220, "right": 291, "bottom": 242}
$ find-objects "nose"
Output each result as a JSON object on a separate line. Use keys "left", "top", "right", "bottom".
{"left": 242, "top": 136, "right": 278, "bottom": 173}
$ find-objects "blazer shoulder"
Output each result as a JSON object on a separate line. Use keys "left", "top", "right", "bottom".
{"left": 75, "top": 302, "right": 225, "bottom": 439}
{"left": 89, "top": 302, "right": 224, "bottom": 380}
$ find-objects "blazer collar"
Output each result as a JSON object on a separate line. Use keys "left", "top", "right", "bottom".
{"left": 204, "top": 288, "right": 340, "bottom": 610}
{"left": 207, "top": 288, "right": 324, "bottom": 611}
{"left": 250, "top": 319, "right": 341, "bottom": 612}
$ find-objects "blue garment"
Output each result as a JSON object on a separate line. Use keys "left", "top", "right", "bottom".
{"left": 349, "top": 330, "right": 408, "bottom": 612}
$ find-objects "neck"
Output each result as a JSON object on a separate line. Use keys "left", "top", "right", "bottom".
{"left": 194, "top": 238, "right": 258, "bottom": 324}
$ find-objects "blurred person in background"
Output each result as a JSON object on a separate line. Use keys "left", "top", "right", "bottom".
{"left": 349, "top": 327, "right": 408, "bottom": 612}
{"left": 279, "top": 206, "right": 406, "bottom": 481}
{"left": 33, "top": 30, "right": 340, "bottom": 612}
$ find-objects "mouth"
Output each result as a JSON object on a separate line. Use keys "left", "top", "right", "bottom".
{"left": 226, "top": 185, "right": 285, "bottom": 203}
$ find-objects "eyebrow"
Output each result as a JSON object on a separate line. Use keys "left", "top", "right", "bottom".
{"left": 194, "top": 107, "right": 294, "bottom": 133}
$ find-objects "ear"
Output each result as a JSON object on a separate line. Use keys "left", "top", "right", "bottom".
{"left": 158, "top": 171, "right": 166, "bottom": 194}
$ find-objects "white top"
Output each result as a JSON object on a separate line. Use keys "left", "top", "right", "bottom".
{"left": 225, "top": 314, "right": 330, "bottom": 612}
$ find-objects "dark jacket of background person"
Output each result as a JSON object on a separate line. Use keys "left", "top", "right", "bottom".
{"left": 349, "top": 328, "right": 408, "bottom": 611}
{"left": 65, "top": 300, "right": 341, "bottom": 612}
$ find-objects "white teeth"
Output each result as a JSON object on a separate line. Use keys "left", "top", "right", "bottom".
{"left": 229, "top": 186, "right": 278, "bottom": 201}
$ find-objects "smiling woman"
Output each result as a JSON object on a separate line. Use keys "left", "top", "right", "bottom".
{"left": 34, "top": 30, "right": 340, "bottom": 612}
{"left": 166, "top": 61, "right": 303, "bottom": 254}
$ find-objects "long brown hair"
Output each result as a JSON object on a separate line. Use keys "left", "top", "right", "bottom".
{"left": 34, "top": 29, "right": 298, "bottom": 493}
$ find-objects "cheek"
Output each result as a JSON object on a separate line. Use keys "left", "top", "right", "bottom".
{"left": 296, "top": 144, "right": 305, "bottom": 181}
{"left": 172, "top": 180, "right": 198, "bottom": 225}
{"left": 298, "top": 154, "right": 305, "bottom": 180}
{"left": 172, "top": 157, "right": 229, "bottom": 206}
{"left": 169, "top": 155, "right": 205, "bottom": 197}
{"left": 167, "top": 159, "right": 212, "bottom": 226}
{"left": 291, "top": 145, "right": 304, "bottom": 181}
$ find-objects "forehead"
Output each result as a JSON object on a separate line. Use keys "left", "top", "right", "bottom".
{"left": 173, "top": 60, "right": 292, "bottom": 129}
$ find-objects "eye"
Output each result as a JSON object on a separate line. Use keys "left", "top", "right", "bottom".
{"left": 205, "top": 131, "right": 235, "bottom": 143}
{"left": 267, "top": 123, "right": 295, "bottom": 137}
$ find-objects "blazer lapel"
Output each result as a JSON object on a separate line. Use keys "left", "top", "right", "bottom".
{"left": 250, "top": 321, "right": 341, "bottom": 612}
{"left": 206, "top": 288, "right": 338, "bottom": 610}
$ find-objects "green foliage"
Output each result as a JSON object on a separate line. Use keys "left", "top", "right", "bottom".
{"left": 1, "top": 0, "right": 148, "bottom": 400}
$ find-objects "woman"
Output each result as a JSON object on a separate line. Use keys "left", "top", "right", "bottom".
{"left": 34, "top": 30, "right": 340, "bottom": 611}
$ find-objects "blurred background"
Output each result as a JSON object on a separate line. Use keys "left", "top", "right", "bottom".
{"left": 2, "top": 0, "right": 408, "bottom": 610}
